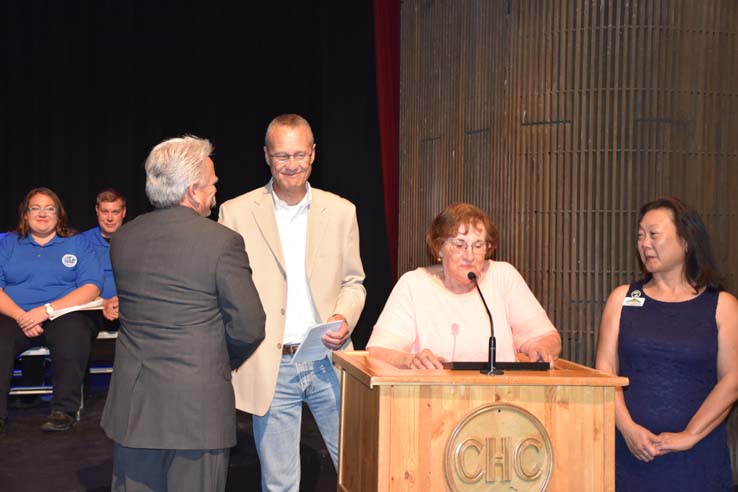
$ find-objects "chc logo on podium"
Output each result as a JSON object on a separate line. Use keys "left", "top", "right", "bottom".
{"left": 444, "top": 403, "right": 553, "bottom": 492}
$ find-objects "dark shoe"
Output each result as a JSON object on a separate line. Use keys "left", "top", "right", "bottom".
{"left": 40, "top": 410, "right": 76, "bottom": 432}
{"left": 9, "top": 395, "right": 42, "bottom": 409}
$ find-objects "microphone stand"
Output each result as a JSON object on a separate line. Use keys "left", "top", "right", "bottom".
{"left": 468, "top": 271, "right": 503, "bottom": 375}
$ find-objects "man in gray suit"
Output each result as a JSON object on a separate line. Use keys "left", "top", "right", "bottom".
{"left": 101, "top": 135, "right": 266, "bottom": 492}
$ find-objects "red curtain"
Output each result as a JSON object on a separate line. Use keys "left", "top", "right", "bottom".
{"left": 373, "top": 0, "right": 400, "bottom": 280}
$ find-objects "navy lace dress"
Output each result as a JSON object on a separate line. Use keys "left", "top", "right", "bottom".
{"left": 616, "top": 281, "right": 732, "bottom": 491}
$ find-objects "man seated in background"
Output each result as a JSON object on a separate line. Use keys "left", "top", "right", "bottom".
{"left": 81, "top": 189, "right": 126, "bottom": 327}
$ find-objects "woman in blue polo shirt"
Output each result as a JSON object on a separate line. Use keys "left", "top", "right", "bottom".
{"left": 0, "top": 187, "right": 102, "bottom": 433}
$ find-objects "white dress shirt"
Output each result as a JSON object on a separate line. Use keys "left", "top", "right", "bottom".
{"left": 268, "top": 179, "right": 320, "bottom": 344}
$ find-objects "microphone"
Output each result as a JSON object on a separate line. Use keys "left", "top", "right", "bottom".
{"left": 468, "top": 271, "right": 503, "bottom": 375}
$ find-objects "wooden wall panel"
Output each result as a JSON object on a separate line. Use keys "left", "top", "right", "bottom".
{"left": 399, "top": 0, "right": 738, "bottom": 480}
{"left": 399, "top": 0, "right": 738, "bottom": 364}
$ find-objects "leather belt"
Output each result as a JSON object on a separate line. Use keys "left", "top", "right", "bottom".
{"left": 282, "top": 344, "right": 300, "bottom": 356}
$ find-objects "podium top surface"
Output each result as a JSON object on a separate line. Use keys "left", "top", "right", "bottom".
{"left": 333, "top": 351, "right": 628, "bottom": 389}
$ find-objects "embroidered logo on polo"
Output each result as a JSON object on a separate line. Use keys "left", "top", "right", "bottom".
{"left": 622, "top": 289, "right": 645, "bottom": 307}
{"left": 62, "top": 254, "right": 78, "bottom": 268}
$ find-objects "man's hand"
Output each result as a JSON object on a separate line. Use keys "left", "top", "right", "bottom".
{"left": 322, "top": 314, "right": 350, "bottom": 350}
{"left": 102, "top": 296, "right": 120, "bottom": 321}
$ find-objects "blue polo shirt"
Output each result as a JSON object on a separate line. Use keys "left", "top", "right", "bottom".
{"left": 81, "top": 226, "right": 116, "bottom": 299}
{"left": 0, "top": 232, "right": 103, "bottom": 311}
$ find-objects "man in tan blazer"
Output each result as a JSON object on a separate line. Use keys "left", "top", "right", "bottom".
{"left": 218, "top": 114, "right": 366, "bottom": 492}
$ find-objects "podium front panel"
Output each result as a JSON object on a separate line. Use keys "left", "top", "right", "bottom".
{"left": 336, "top": 352, "right": 625, "bottom": 492}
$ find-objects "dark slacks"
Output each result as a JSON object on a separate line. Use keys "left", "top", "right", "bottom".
{"left": 112, "top": 443, "right": 230, "bottom": 492}
{"left": 0, "top": 311, "right": 96, "bottom": 419}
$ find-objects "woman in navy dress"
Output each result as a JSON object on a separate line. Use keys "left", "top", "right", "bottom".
{"left": 596, "top": 197, "right": 738, "bottom": 492}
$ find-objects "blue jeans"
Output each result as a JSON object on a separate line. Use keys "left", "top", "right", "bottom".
{"left": 252, "top": 355, "right": 340, "bottom": 492}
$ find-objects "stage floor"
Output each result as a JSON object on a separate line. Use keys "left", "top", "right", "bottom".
{"left": 0, "top": 375, "right": 336, "bottom": 492}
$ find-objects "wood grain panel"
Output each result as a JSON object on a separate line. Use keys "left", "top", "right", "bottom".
{"left": 339, "top": 371, "right": 380, "bottom": 492}
{"left": 400, "top": 0, "right": 738, "bottom": 481}
{"left": 400, "top": 0, "right": 737, "bottom": 366}
{"left": 335, "top": 353, "right": 627, "bottom": 491}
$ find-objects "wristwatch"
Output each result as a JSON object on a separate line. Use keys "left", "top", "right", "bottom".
{"left": 44, "top": 303, "right": 55, "bottom": 317}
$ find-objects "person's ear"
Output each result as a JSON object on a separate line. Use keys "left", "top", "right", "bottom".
{"left": 186, "top": 183, "right": 201, "bottom": 209}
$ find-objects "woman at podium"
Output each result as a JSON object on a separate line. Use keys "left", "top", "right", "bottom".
{"left": 366, "top": 202, "right": 560, "bottom": 369}
{"left": 596, "top": 197, "right": 738, "bottom": 492}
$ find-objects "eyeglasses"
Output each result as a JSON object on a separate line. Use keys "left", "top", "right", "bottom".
{"left": 447, "top": 238, "right": 490, "bottom": 256}
{"left": 27, "top": 206, "right": 57, "bottom": 215}
{"left": 268, "top": 151, "right": 313, "bottom": 165}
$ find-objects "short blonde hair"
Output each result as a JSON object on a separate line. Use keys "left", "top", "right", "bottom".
{"left": 264, "top": 114, "right": 314, "bottom": 147}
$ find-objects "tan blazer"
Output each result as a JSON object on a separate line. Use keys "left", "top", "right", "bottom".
{"left": 218, "top": 185, "right": 366, "bottom": 416}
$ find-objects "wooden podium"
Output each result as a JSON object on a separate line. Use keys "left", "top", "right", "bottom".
{"left": 334, "top": 351, "right": 627, "bottom": 492}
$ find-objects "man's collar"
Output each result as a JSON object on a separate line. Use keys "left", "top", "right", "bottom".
{"left": 267, "top": 179, "right": 312, "bottom": 212}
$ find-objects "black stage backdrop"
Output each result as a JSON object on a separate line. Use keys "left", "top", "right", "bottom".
{"left": 2, "top": 1, "right": 392, "bottom": 349}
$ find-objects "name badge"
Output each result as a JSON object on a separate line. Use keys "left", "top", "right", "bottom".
{"left": 622, "top": 289, "right": 645, "bottom": 307}
{"left": 622, "top": 296, "right": 645, "bottom": 307}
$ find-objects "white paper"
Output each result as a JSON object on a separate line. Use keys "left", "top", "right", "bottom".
{"left": 289, "top": 320, "right": 343, "bottom": 364}
{"left": 48, "top": 297, "right": 104, "bottom": 320}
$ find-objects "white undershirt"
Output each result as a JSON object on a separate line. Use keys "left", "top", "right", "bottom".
{"left": 269, "top": 179, "right": 320, "bottom": 344}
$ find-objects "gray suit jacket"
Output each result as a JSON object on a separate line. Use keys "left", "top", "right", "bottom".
{"left": 101, "top": 206, "right": 265, "bottom": 450}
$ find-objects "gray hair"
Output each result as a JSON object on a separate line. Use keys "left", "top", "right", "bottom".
{"left": 145, "top": 135, "right": 213, "bottom": 208}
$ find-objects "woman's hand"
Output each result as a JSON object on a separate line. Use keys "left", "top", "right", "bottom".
{"left": 17, "top": 306, "right": 48, "bottom": 328}
{"left": 15, "top": 306, "right": 49, "bottom": 335}
{"left": 407, "top": 348, "right": 445, "bottom": 369}
{"left": 620, "top": 421, "right": 660, "bottom": 462}
{"left": 525, "top": 341, "right": 555, "bottom": 363}
{"left": 521, "top": 332, "right": 561, "bottom": 363}
{"left": 653, "top": 431, "right": 699, "bottom": 455}
{"left": 22, "top": 324, "right": 44, "bottom": 337}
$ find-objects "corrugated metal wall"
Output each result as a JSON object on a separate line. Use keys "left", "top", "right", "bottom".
{"left": 399, "top": 0, "right": 738, "bottom": 477}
